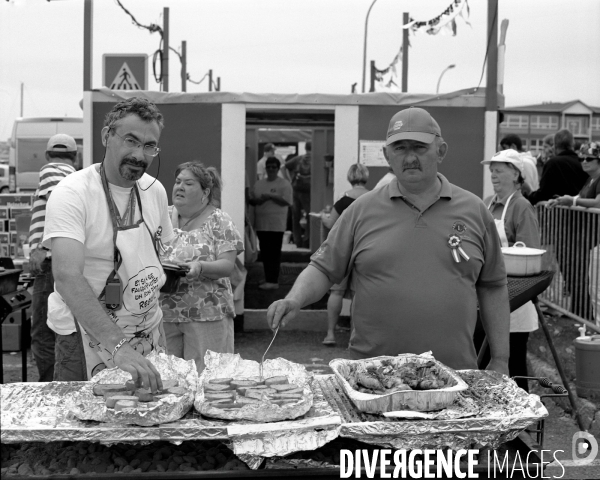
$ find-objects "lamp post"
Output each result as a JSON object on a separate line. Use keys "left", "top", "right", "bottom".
{"left": 361, "top": 0, "right": 379, "bottom": 93}
{"left": 436, "top": 64, "right": 455, "bottom": 94}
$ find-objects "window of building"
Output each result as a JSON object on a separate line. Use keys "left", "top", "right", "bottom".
{"left": 565, "top": 117, "right": 588, "bottom": 136}
{"left": 591, "top": 117, "right": 600, "bottom": 132}
{"left": 529, "top": 138, "right": 545, "bottom": 155}
{"left": 530, "top": 115, "right": 559, "bottom": 130}
{"left": 501, "top": 114, "right": 529, "bottom": 129}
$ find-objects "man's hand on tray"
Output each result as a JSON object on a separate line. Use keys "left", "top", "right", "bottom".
{"left": 113, "top": 343, "right": 163, "bottom": 392}
{"left": 266, "top": 298, "right": 301, "bottom": 329}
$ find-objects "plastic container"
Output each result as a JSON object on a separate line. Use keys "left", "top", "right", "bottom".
{"left": 573, "top": 335, "right": 600, "bottom": 399}
{"left": 502, "top": 242, "right": 546, "bottom": 276}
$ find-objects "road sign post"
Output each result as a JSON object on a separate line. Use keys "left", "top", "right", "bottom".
{"left": 103, "top": 54, "right": 148, "bottom": 91}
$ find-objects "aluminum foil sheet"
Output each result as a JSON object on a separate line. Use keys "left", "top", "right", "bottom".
{"left": 67, "top": 352, "right": 198, "bottom": 427}
{"left": 330, "top": 352, "right": 468, "bottom": 414}
{"left": 195, "top": 351, "right": 314, "bottom": 422}
{"left": 195, "top": 352, "right": 343, "bottom": 467}
{"left": 316, "top": 370, "right": 548, "bottom": 451}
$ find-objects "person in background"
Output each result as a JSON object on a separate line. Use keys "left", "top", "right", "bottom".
{"left": 320, "top": 163, "right": 369, "bottom": 346}
{"left": 526, "top": 129, "right": 587, "bottom": 205}
{"left": 28, "top": 134, "right": 77, "bottom": 382}
{"left": 286, "top": 142, "right": 312, "bottom": 248}
{"left": 160, "top": 162, "right": 243, "bottom": 373}
{"left": 256, "top": 143, "right": 284, "bottom": 181}
{"left": 249, "top": 157, "right": 293, "bottom": 290}
{"left": 44, "top": 97, "right": 174, "bottom": 389}
{"left": 535, "top": 134, "right": 554, "bottom": 179}
{"left": 481, "top": 150, "right": 540, "bottom": 391}
{"left": 267, "top": 107, "right": 510, "bottom": 374}
{"left": 546, "top": 142, "right": 600, "bottom": 322}
{"left": 499, "top": 134, "right": 539, "bottom": 193}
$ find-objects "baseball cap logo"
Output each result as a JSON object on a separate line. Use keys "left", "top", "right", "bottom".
{"left": 393, "top": 120, "right": 403, "bottom": 131}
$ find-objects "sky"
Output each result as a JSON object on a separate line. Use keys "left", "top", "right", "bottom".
{"left": 1, "top": 0, "right": 599, "bottom": 141}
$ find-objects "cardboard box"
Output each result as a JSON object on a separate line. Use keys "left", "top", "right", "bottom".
{"left": 0, "top": 194, "right": 32, "bottom": 208}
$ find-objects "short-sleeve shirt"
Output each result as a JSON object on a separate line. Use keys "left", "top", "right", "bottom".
{"left": 29, "top": 162, "right": 76, "bottom": 250}
{"left": 43, "top": 165, "right": 175, "bottom": 297}
{"left": 309, "top": 174, "right": 507, "bottom": 370}
{"left": 160, "top": 207, "right": 244, "bottom": 323}
{"left": 486, "top": 191, "right": 541, "bottom": 248}
{"left": 253, "top": 177, "right": 293, "bottom": 232}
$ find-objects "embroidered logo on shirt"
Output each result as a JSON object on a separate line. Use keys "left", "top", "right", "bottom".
{"left": 452, "top": 221, "right": 467, "bottom": 234}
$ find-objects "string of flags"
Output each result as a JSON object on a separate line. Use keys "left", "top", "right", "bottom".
{"left": 373, "top": 45, "right": 402, "bottom": 92}
{"left": 403, "top": 0, "right": 471, "bottom": 36}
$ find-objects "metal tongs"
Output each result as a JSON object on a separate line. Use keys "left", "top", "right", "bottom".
{"left": 259, "top": 324, "right": 280, "bottom": 381}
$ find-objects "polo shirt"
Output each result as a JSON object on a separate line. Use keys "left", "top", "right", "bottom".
{"left": 485, "top": 191, "right": 540, "bottom": 248}
{"left": 310, "top": 174, "right": 507, "bottom": 369}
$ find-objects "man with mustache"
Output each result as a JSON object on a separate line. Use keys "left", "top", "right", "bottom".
{"left": 268, "top": 107, "right": 510, "bottom": 374}
{"left": 43, "top": 97, "right": 174, "bottom": 391}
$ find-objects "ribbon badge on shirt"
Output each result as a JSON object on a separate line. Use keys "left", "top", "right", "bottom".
{"left": 448, "top": 234, "right": 470, "bottom": 263}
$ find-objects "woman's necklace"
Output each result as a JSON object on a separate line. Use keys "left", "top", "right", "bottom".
{"left": 179, "top": 203, "right": 209, "bottom": 230}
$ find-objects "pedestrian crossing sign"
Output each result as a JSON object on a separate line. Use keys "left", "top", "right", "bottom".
{"left": 103, "top": 54, "right": 147, "bottom": 91}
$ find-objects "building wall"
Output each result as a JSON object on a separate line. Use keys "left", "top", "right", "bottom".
{"left": 500, "top": 111, "right": 600, "bottom": 154}
{"left": 358, "top": 105, "right": 487, "bottom": 197}
{"left": 92, "top": 102, "right": 223, "bottom": 197}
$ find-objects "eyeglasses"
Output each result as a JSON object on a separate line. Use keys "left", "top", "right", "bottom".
{"left": 265, "top": 165, "right": 279, "bottom": 170}
{"left": 111, "top": 129, "right": 161, "bottom": 157}
{"left": 581, "top": 157, "right": 599, "bottom": 163}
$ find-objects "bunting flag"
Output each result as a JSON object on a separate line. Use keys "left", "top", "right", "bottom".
{"left": 374, "top": 45, "right": 402, "bottom": 92}
{"left": 403, "top": 0, "right": 471, "bottom": 37}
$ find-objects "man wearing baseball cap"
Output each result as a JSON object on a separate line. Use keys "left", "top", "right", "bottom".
{"left": 27, "top": 134, "right": 78, "bottom": 381}
{"left": 267, "top": 107, "right": 510, "bottom": 374}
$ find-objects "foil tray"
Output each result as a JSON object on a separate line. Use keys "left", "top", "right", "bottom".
{"left": 67, "top": 352, "right": 198, "bottom": 427}
{"left": 330, "top": 352, "right": 468, "bottom": 413}
{"left": 316, "top": 369, "right": 548, "bottom": 451}
{"left": 195, "top": 351, "right": 314, "bottom": 423}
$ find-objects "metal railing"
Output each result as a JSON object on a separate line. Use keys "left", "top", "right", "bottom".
{"left": 536, "top": 205, "right": 600, "bottom": 327}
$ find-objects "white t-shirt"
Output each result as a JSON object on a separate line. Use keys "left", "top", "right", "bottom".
{"left": 43, "top": 164, "right": 175, "bottom": 334}
{"left": 519, "top": 152, "right": 540, "bottom": 192}
{"left": 253, "top": 177, "right": 293, "bottom": 232}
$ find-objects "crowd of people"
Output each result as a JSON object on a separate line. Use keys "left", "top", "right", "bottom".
{"left": 24, "top": 97, "right": 599, "bottom": 393}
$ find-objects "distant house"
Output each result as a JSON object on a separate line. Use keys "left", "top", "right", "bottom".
{"left": 500, "top": 100, "right": 600, "bottom": 155}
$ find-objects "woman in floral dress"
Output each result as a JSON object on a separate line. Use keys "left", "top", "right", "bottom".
{"left": 160, "top": 162, "right": 243, "bottom": 372}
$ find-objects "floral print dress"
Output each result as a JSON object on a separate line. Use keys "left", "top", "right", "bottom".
{"left": 160, "top": 207, "right": 244, "bottom": 323}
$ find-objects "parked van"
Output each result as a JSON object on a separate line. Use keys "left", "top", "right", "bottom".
{"left": 8, "top": 117, "right": 83, "bottom": 192}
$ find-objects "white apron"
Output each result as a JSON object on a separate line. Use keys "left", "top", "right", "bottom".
{"left": 488, "top": 193, "right": 538, "bottom": 333}
{"left": 79, "top": 165, "right": 167, "bottom": 378}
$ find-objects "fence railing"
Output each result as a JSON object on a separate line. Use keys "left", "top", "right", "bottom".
{"left": 535, "top": 205, "right": 600, "bottom": 326}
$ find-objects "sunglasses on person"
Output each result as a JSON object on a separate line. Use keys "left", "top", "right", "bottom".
{"left": 265, "top": 165, "right": 279, "bottom": 170}
{"left": 580, "top": 157, "right": 599, "bottom": 163}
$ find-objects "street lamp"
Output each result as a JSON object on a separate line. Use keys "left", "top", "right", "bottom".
{"left": 361, "top": 0, "right": 379, "bottom": 93}
{"left": 436, "top": 64, "right": 455, "bottom": 94}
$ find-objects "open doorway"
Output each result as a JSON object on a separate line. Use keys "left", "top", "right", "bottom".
{"left": 245, "top": 109, "right": 335, "bottom": 254}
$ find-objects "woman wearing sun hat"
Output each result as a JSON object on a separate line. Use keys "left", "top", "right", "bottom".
{"left": 481, "top": 149, "right": 541, "bottom": 391}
